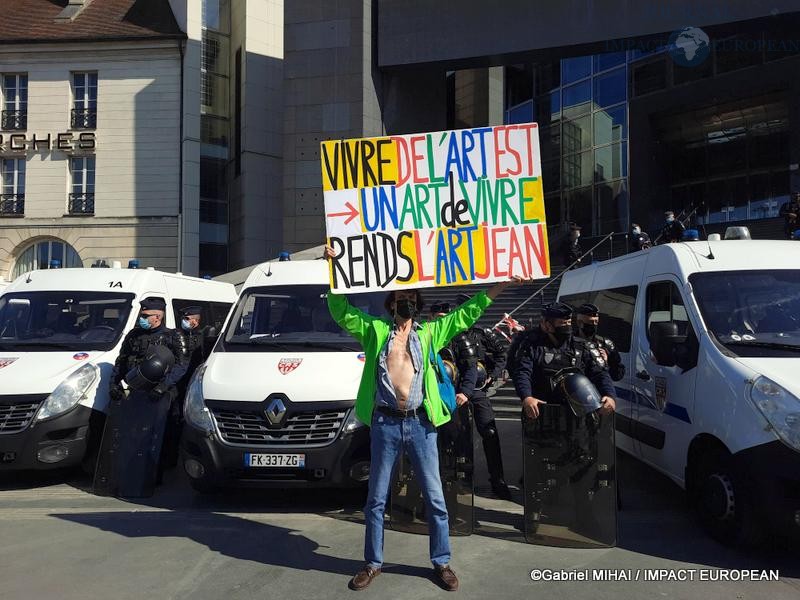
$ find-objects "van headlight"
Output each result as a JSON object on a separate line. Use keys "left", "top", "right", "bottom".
{"left": 342, "top": 407, "right": 366, "bottom": 435}
{"left": 184, "top": 365, "right": 214, "bottom": 434}
{"left": 36, "top": 363, "right": 99, "bottom": 422}
{"left": 749, "top": 376, "right": 800, "bottom": 451}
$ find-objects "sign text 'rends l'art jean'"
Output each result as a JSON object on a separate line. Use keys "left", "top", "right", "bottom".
{"left": 321, "top": 123, "right": 550, "bottom": 293}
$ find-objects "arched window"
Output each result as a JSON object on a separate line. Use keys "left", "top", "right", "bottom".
{"left": 13, "top": 239, "right": 82, "bottom": 277}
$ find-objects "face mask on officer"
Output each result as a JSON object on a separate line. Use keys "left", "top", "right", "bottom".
{"left": 581, "top": 322, "right": 597, "bottom": 337}
{"left": 546, "top": 319, "right": 571, "bottom": 344}
{"left": 632, "top": 226, "right": 641, "bottom": 235}
{"left": 138, "top": 316, "right": 152, "bottom": 329}
{"left": 666, "top": 215, "right": 675, "bottom": 223}
{"left": 181, "top": 319, "right": 192, "bottom": 331}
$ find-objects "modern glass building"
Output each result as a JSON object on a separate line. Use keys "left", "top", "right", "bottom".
{"left": 500, "top": 15, "right": 800, "bottom": 240}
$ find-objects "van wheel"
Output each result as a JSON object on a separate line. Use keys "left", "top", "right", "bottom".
{"left": 692, "top": 449, "right": 763, "bottom": 547}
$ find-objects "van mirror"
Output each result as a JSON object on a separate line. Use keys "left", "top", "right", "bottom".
{"left": 649, "top": 321, "right": 682, "bottom": 366}
{"left": 674, "top": 330, "right": 699, "bottom": 372}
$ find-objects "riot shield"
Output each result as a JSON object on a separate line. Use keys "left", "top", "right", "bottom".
{"left": 523, "top": 403, "right": 616, "bottom": 547}
{"left": 390, "top": 406, "right": 474, "bottom": 536}
{"left": 93, "top": 389, "right": 171, "bottom": 498}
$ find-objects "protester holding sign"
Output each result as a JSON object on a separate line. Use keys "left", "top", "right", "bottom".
{"left": 325, "top": 246, "right": 526, "bottom": 591}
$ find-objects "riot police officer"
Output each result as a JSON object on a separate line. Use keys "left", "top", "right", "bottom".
{"left": 659, "top": 211, "right": 686, "bottom": 244}
{"left": 779, "top": 191, "right": 800, "bottom": 239}
{"left": 511, "top": 302, "right": 616, "bottom": 419}
{"left": 110, "top": 297, "right": 189, "bottom": 403}
{"left": 447, "top": 295, "right": 512, "bottom": 500}
{"left": 629, "top": 223, "right": 651, "bottom": 251}
{"left": 573, "top": 303, "right": 626, "bottom": 382}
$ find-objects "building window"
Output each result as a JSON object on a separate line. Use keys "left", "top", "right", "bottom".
{"left": 13, "top": 239, "right": 82, "bottom": 277}
{"left": 68, "top": 156, "right": 96, "bottom": 214}
{"left": 199, "top": 242, "right": 228, "bottom": 276}
{"left": 71, "top": 72, "right": 97, "bottom": 129}
{"left": 1, "top": 158, "right": 25, "bottom": 216}
{"left": 1, "top": 73, "right": 27, "bottom": 130}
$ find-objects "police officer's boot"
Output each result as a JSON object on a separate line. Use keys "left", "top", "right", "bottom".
{"left": 482, "top": 423, "right": 511, "bottom": 500}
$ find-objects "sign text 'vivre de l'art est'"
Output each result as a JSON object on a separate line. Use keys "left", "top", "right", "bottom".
{"left": 321, "top": 123, "right": 550, "bottom": 293}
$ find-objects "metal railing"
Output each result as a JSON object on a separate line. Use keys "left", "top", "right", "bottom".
{"left": 1, "top": 110, "right": 26, "bottom": 130}
{"left": 70, "top": 108, "right": 97, "bottom": 129}
{"left": 68, "top": 192, "right": 94, "bottom": 214}
{"left": 0, "top": 194, "right": 24, "bottom": 215}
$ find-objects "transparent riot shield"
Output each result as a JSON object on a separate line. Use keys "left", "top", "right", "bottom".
{"left": 523, "top": 403, "right": 616, "bottom": 547}
{"left": 390, "top": 405, "right": 474, "bottom": 536}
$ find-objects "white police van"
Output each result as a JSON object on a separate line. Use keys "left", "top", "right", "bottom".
{"left": 557, "top": 238, "right": 800, "bottom": 544}
{"left": 181, "top": 259, "right": 381, "bottom": 491}
{"left": 0, "top": 265, "right": 236, "bottom": 472}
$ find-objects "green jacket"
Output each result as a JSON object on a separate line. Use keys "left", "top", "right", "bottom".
{"left": 327, "top": 291, "right": 493, "bottom": 427}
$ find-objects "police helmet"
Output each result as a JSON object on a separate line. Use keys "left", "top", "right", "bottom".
{"left": 124, "top": 345, "right": 175, "bottom": 390}
{"left": 475, "top": 361, "right": 488, "bottom": 390}
{"left": 441, "top": 359, "right": 459, "bottom": 385}
{"left": 555, "top": 372, "right": 603, "bottom": 416}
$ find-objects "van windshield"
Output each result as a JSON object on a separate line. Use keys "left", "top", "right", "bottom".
{"left": 690, "top": 270, "right": 800, "bottom": 357}
{"left": 221, "top": 285, "right": 386, "bottom": 352}
{"left": 0, "top": 291, "right": 135, "bottom": 352}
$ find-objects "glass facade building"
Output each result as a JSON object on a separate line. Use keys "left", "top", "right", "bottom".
{"left": 199, "top": 0, "right": 231, "bottom": 276}
{"left": 504, "top": 20, "right": 800, "bottom": 240}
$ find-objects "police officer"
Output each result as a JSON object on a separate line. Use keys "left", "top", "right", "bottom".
{"left": 779, "top": 191, "right": 800, "bottom": 239}
{"left": 560, "top": 223, "right": 584, "bottom": 268}
{"left": 512, "top": 302, "right": 616, "bottom": 420}
{"left": 447, "top": 294, "right": 512, "bottom": 500}
{"left": 659, "top": 211, "right": 685, "bottom": 244}
{"left": 629, "top": 223, "right": 651, "bottom": 251}
{"left": 110, "top": 298, "right": 189, "bottom": 408}
{"left": 178, "top": 305, "right": 207, "bottom": 381}
{"left": 573, "top": 303, "right": 625, "bottom": 382}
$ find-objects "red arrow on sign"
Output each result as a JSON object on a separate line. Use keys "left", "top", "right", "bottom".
{"left": 326, "top": 201, "right": 359, "bottom": 225}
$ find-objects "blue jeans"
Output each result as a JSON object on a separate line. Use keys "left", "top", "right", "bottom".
{"left": 364, "top": 412, "right": 450, "bottom": 569}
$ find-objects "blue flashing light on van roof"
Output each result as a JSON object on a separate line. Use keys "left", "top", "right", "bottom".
{"left": 128, "top": 260, "right": 139, "bottom": 269}
{"left": 278, "top": 251, "right": 291, "bottom": 261}
{"left": 683, "top": 229, "right": 700, "bottom": 241}
{"left": 49, "top": 259, "right": 61, "bottom": 269}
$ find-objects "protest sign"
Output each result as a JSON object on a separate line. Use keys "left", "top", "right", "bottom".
{"left": 321, "top": 123, "right": 550, "bottom": 293}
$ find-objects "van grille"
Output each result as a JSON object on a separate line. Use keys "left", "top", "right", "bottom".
{"left": 0, "top": 396, "right": 45, "bottom": 434}
{"left": 210, "top": 406, "right": 348, "bottom": 447}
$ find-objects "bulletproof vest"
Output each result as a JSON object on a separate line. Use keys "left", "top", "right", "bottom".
{"left": 119, "top": 327, "right": 181, "bottom": 378}
{"left": 530, "top": 342, "right": 584, "bottom": 402}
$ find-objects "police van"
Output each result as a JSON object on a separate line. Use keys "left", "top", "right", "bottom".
{"left": 0, "top": 276, "right": 8, "bottom": 296}
{"left": 181, "top": 259, "right": 378, "bottom": 491}
{"left": 557, "top": 239, "right": 800, "bottom": 544}
{"left": 0, "top": 265, "right": 236, "bottom": 472}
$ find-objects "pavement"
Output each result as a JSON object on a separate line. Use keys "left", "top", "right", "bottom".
{"left": 0, "top": 419, "right": 797, "bottom": 600}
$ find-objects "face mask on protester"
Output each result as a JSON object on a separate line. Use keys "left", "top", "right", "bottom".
{"left": 581, "top": 323, "right": 597, "bottom": 337}
{"left": 394, "top": 298, "right": 417, "bottom": 320}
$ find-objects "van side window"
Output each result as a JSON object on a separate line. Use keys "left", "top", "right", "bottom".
{"left": 593, "top": 286, "right": 637, "bottom": 352}
{"left": 172, "top": 300, "right": 211, "bottom": 330}
{"left": 646, "top": 282, "right": 698, "bottom": 369}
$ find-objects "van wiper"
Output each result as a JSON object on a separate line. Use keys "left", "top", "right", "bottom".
{"left": 295, "top": 341, "right": 361, "bottom": 352}
{"left": 725, "top": 341, "right": 800, "bottom": 352}
{"left": 0, "top": 341, "right": 76, "bottom": 350}
{"left": 247, "top": 339, "right": 293, "bottom": 350}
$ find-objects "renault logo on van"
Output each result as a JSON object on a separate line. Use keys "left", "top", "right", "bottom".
{"left": 265, "top": 398, "right": 287, "bottom": 425}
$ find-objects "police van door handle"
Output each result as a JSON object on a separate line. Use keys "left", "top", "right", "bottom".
{"left": 636, "top": 370, "right": 651, "bottom": 381}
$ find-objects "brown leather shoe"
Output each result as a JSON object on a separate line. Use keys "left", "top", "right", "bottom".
{"left": 349, "top": 565, "right": 381, "bottom": 591}
{"left": 434, "top": 564, "right": 459, "bottom": 591}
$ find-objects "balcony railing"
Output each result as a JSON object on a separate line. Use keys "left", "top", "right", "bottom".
{"left": 70, "top": 108, "right": 97, "bottom": 129}
{"left": 1, "top": 110, "right": 26, "bottom": 130}
{"left": 0, "top": 194, "right": 24, "bottom": 216}
{"left": 68, "top": 192, "right": 94, "bottom": 215}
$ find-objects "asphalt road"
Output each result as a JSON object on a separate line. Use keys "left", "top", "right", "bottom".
{"left": 0, "top": 419, "right": 797, "bottom": 600}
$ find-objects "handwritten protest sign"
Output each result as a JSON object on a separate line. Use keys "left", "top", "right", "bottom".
{"left": 321, "top": 123, "right": 550, "bottom": 293}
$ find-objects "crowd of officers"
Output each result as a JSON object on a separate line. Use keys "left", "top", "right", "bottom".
{"left": 561, "top": 190, "right": 800, "bottom": 269}
{"left": 429, "top": 295, "right": 621, "bottom": 498}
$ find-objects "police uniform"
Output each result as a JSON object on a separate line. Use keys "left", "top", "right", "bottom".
{"left": 177, "top": 305, "right": 206, "bottom": 389}
{"left": 455, "top": 294, "right": 511, "bottom": 499}
{"left": 659, "top": 215, "right": 686, "bottom": 244}
{"left": 110, "top": 298, "right": 189, "bottom": 401}
{"left": 511, "top": 304, "right": 615, "bottom": 407}
{"left": 574, "top": 303, "right": 626, "bottom": 382}
{"left": 630, "top": 229, "right": 652, "bottom": 252}
{"left": 779, "top": 196, "right": 800, "bottom": 239}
